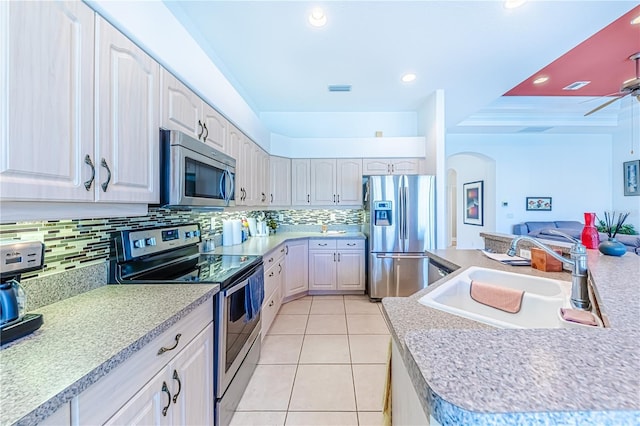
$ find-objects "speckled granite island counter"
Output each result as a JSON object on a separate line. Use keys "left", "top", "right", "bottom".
{"left": 382, "top": 248, "right": 640, "bottom": 425}
{"left": 0, "top": 284, "right": 218, "bottom": 426}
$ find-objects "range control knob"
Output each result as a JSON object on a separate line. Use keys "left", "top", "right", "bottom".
{"left": 193, "top": 230, "right": 200, "bottom": 237}
{"left": 145, "top": 237, "right": 156, "bottom": 246}
{"left": 185, "top": 231, "right": 193, "bottom": 239}
{"left": 133, "top": 239, "right": 146, "bottom": 249}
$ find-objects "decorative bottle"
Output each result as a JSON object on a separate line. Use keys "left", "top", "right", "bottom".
{"left": 581, "top": 212, "right": 599, "bottom": 249}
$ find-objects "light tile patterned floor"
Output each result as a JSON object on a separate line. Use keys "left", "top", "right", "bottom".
{"left": 230, "top": 295, "right": 390, "bottom": 426}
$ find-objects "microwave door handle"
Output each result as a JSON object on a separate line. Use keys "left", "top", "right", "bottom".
{"left": 227, "top": 170, "right": 234, "bottom": 204}
{"left": 219, "top": 171, "right": 226, "bottom": 202}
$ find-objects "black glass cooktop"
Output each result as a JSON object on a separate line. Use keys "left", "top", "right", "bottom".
{"left": 177, "top": 254, "right": 261, "bottom": 284}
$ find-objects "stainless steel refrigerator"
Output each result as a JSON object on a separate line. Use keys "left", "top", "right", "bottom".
{"left": 364, "top": 175, "right": 435, "bottom": 300}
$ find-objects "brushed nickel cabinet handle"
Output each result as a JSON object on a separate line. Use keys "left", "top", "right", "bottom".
{"left": 307, "top": 194, "right": 310, "bottom": 203}
{"left": 84, "top": 155, "right": 95, "bottom": 191}
{"left": 269, "top": 300, "right": 274, "bottom": 307}
{"left": 338, "top": 253, "right": 341, "bottom": 261}
{"left": 100, "top": 158, "right": 111, "bottom": 192}
{"left": 334, "top": 253, "right": 336, "bottom": 261}
{"left": 271, "top": 194, "right": 273, "bottom": 203}
{"left": 162, "top": 382, "right": 171, "bottom": 416}
{"left": 172, "top": 370, "right": 182, "bottom": 403}
{"left": 269, "top": 271, "right": 274, "bottom": 277}
{"left": 285, "top": 245, "right": 289, "bottom": 255}
{"left": 337, "top": 194, "right": 340, "bottom": 203}
{"left": 278, "top": 263, "right": 282, "bottom": 274}
{"left": 198, "top": 120, "right": 203, "bottom": 139}
{"left": 158, "top": 333, "right": 182, "bottom": 355}
{"left": 203, "top": 122, "right": 208, "bottom": 142}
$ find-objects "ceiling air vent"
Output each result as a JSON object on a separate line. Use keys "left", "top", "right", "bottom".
{"left": 518, "top": 126, "right": 553, "bottom": 133}
{"left": 562, "top": 81, "right": 591, "bottom": 91}
{"left": 328, "top": 84, "right": 352, "bottom": 92}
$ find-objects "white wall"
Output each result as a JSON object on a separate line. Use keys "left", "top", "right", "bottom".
{"left": 260, "top": 112, "right": 418, "bottom": 138}
{"left": 85, "top": 0, "right": 271, "bottom": 149}
{"left": 611, "top": 98, "right": 640, "bottom": 230}
{"left": 448, "top": 153, "right": 496, "bottom": 249}
{"left": 270, "top": 134, "right": 425, "bottom": 158}
{"left": 446, "top": 133, "right": 614, "bottom": 236}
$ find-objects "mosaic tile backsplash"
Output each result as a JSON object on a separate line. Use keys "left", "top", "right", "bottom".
{"left": 0, "top": 208, "right": 364, "bottom": 280}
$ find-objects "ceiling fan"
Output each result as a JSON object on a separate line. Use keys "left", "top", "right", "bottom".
{"left": 585, "top": 52, "right": 640, "bottom": 116}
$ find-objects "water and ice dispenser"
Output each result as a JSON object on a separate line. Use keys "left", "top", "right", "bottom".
{"left": 373, "top": 201, "right": 392, "bottom": 226}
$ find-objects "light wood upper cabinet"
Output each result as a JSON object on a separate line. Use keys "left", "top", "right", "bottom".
{"left": 270, "top": 156, "right": 291, "bottom": 206}
{"left": 308, "top": 159, "right": 362, "bottom": 206}
{"left": 0, "top": 1, "right": 95, "bottom": 202}
{"left": 291, "top": 159, "right": 311, "bottom": 206}
{"left": 310, "top": 159, "right": 337, "bottom": 205}
{"left": 161, "top": 70, "right": 201, "bottom": 139}
{"left": 161, "top": 69, "right": 228, "bottom": 154}
{"left": 201, "top": 102, "right": 227, "bottom": 153}
{"left": 95, "top": 16, "right": 159, "bottom": 203}
{"left": 336, "top": 159, "right": 363, "bottom": 205}
{"left": 363, "top": 158, "right": 422, "bottom": 175}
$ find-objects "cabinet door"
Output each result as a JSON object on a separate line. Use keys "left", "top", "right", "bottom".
{"left": 161, "top": 69, "right": 201, "bottom": 140}
{"left": 336, "top": 159, "right": 362, "bottom": 205}
{"left": 0, "top": 1, "right": 95, "bottom": 202}
{"left": 310, "top": 159, "right": 336, "bottom": 205}
{"left": 336, "top": 250, "right": 365, "bottom": 291}
{"left": 105, "top": 368, "right": 168, "bottom": 426}
{"left": 270, "top": 156, "right": 291, "bottom": 206}
{"left": 257, "top": 149, "right": 270, "bottom": 206}
{"left": 291, "top": 159, "right": 311, "bottom": 205}
{"left": 201, "top": 102, "right": 227, "bottom": 154}
{"left": 170, "top": 323, "right": 214, "bottom": 426}
{"left": 362, "top": 159, "right": 391, "bottom": 175}
{"left": 308, "top": 250, "right": 337, "bottom": 291}
{"left": 95, "top": 16, "right": 160, "bottom": 203}
{"left": 284, "top": 240, "right": 308, "bottom": 298}
{"left": 237, "top": 136, "right": 255, "bottom": 206}
{"left": 390, "top": 158, "right": 421, "bottom": 175}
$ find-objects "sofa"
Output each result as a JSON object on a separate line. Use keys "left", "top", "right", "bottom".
{"left": 513, "top": 221, "right": 640, "bottom": 255}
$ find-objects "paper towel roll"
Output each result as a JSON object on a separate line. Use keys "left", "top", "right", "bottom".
{"left": 232, "top": 219, "right": 242, "bottom": 245}
{"left": 247, "top": 218, "right": 257, "bottom": 237}
{"left": 222, "top": 220, "right": 233, "bottom": 246}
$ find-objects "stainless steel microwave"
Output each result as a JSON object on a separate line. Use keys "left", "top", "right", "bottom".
{"left": 160, "top": 129, "right": 235, "bottom": 208}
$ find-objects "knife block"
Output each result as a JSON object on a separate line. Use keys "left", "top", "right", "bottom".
{"left": 530, "top": 248, "right": 563, "bottom": 272}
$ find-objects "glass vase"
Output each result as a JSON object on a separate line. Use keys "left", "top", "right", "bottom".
{"left": 580, "top": 212, "right": 599, "bottom": 249}
{"left": 598, "top": 237, "right": 626, "bottom": 256}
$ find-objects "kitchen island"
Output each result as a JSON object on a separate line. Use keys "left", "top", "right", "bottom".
{"left": 382, "top": 248, "right": 640, "bottom": 424}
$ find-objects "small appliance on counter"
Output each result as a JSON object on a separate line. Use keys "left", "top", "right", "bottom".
{"left": 0, "top": 240, "right": 45, "bottom": 345}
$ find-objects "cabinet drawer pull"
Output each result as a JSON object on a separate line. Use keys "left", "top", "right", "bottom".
{"left": 100, "top": 158, "right": 111, "bottom": 192}
{"left": 280, "top": 247, "right": 285, "bottom": 253}
{"left": 269, "top": 300, "right": 275, "bottom": 307}
{"left": 161, "top": 381, "right": 171, "bottom": 416}
{"left": 269, "top": 271, "right": 274, "bottom": 277}
{"left": 158, "top": 333, "right": 182, "bottom": 355}
{"left": 318, "top": 243, "right": 328, "bottom": 246}
{"left": 347, "top": 243, "right": 356, "bottom": 246}
{"left": 83, "top": 155, "right": 95, "bottom": 191}
{"left": 198, "top": 120, "right": 203, "bottom": 139}
{"left": 269, "top": 257, "right": 274, "bottom": 263}
{"left": 172, "top": 370, "right": 182, "bottom": 403}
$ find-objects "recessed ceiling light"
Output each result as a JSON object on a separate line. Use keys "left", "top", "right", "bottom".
{"left": 631, "top": 15, "right": 640, "bottom": 25}
{"left": 308, "top": 8, "right": 327, "bottom": 27}
{"left": 401, "top": 73, "right": 417, "bottom": 83}
{"left": 504, "top": 0, "right": 526, "bottom": 9}
{"left": 533, "top": 76, "right": 549, "bottom": 85}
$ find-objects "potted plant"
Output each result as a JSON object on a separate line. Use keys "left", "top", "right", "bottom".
{"left": 596, "top": 211, "right": 630, "bottom": 256}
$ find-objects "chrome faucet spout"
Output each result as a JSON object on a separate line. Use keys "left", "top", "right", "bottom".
{"left": 508, "top": 233, "right": 590, "bottom": 310}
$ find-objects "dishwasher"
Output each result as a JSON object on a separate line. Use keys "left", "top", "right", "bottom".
{"left": 427, "top": 259, "right": 454, "bottom": 285}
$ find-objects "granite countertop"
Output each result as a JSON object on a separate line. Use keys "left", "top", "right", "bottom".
{"left": 212, "top": 231, "right": 366, "bottom": 256}
{"left": 381, "top": 248, "right": 640, "bottom": 424}
{"left": 0, "top": 284, "right": 218, "bottom": 426}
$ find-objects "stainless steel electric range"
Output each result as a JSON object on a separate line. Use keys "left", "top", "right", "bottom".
{"left": 110, "top": 223, "right": 263, "bottom": 426}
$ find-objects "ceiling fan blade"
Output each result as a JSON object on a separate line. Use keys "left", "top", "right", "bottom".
{"left": 579, "top": 92, "right": 623, "bottom": 104}
{"left": 584, "top": 94, "right": 627, "bottom": 116}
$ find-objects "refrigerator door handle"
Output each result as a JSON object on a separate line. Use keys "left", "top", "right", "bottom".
{"left": 376, "top": 254, "right": 430, "bottom": 259}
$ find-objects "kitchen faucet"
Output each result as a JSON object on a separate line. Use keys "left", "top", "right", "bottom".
{"left": 507, "top": 230, "right": 591, "bottom": 310}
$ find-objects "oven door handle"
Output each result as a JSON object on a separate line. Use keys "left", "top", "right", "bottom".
{"left": 223, "top": 277, "right": 249, "bottom": 297}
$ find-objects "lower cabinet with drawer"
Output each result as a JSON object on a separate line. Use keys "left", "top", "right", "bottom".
{"left": 261, "top": 244, "right": 286, "bottom": 338}
{"left": 308, "top": 239, "right": 365, "bottom": 293}
{"left": 72, "top": 300, "right": 214, "bottom": 425}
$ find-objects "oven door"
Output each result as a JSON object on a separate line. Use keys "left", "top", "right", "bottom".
{"left": 216, "top": 264, "right": 262, "bottom": 398}
{"left": 162, "top": 130, "right": 235, "bottom": 208}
